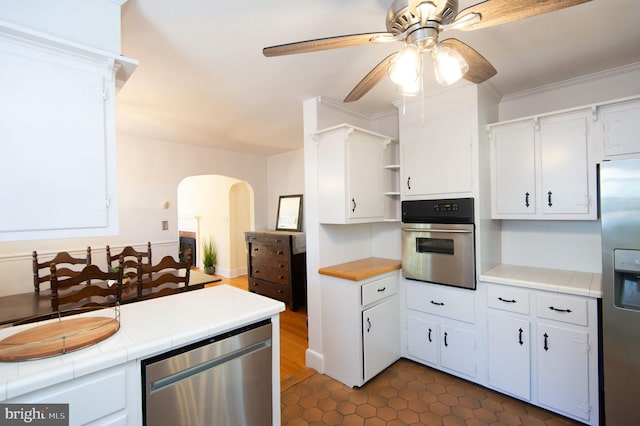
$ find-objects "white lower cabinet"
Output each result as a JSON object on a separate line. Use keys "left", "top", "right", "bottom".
{"left": 405, "top": 281, "right": 477, "bottom": 380}
{"left": 487, "top": 313, "right": 531, "bottom": 400}
{"left": 536, "top": 323, "right": 590, "bottom": 420}
{"left": 322, "top": 271, "right": 400, "bottom": 387}
{"left": 363, "top": 296, "right": 400, "bottom": 382}
{"left": 483, "top": 283, "right": 599, "bottom": 425}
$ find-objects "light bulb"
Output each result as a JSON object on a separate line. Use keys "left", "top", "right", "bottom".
{"left": 400, "top": 77, "right": 421, "bottom": 97}
{"left": 388, "top": 44, "right": 420, "bottom": 86}
{"left": 432, "top": 43, "right": 469, "bottom": 86}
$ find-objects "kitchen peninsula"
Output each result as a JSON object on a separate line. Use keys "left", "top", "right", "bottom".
{"left": 0, "top": 285, "right": 285, "bottom": 425}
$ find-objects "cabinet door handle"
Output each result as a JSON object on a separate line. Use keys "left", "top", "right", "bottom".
{"left": 352, "top": 198, "right": 357, "bottom": 212}
{"left": 547, "top": 191, "right": 553, "bottom": 207}
{"left": 428, "top": 328, "right": 432, "bottom": 343}
{"left": 444, "top": 332, "right": 448, "bottom": 347}
{"left": 498, "top": 297, "right": 517, "bottom": 303}
{"left": 366, "top": 317, "right": 371, "bottom": 333}
{"left": 407, "top": 176, "right": 411, "bottom": 190}
{"left": 543, "top": 333, "right": 549, "bottom": 351}
{"left": 525, "top": 192, "right": 530, "bottom": 208}
{"left": 430, "top": 300, "right": 444, "bottom": 306}
{"left": 518, "top": 328, "right": 524, "bottom": 346}
{"left": 377, "top": 287, "right": 386, "bottom": 293}
{"left": 548, "top": 306, "right": 572, "bottom": 313}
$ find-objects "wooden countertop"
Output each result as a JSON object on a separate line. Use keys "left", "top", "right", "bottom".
{"left": 318, "top": 257, "right": 401, "bottom": 281}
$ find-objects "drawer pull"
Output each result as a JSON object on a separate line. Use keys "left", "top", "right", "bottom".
{"left": 253, "top": 282, "right": 258, "bottom": 286}
{"left": 253, "top": 247, "right": 259, "bottom": 251}
{"left": 277, "top": 251, "right": 284, "bottom": 255}
{"left": 278, "top": 289, "right": 283, "bottom": 294}
{"left": 279, "top": 275, "right": 284, "bottom": 280}
{"left": 430, "top": 300, "right": 445, "bottom": 306}
{"left": 279, "top": 264, "right": 285, "bottom": 268}
{"left": 518, "top": 328, "right": 524, "bottom": 346}
{"left": 498, "top": 297, "right": 517, "bottom": 303}
{"left": 377, "top": 287, "right": 386, "bottom": 293}
{"left": 548, "top": 306, "right": 572, "bottom": 313}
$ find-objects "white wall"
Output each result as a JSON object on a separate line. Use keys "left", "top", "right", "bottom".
{"left": 267, "top": 149, "right": 305, "bottom": 231}
{"left": 0, "top": 133, "right": 269, "bottom": 296}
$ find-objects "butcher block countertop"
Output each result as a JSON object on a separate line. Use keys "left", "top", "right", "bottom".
{"left": 318, "top": 257, "right": 401, "bottom": 281}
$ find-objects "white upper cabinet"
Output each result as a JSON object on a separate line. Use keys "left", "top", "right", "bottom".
{"left": 0, "top": 9, "right": 136, "bottom": 242}
{"left": 314, "top": 124, "right": 396, "bottom": 224}
{"left": 489, "top": 109, "right": 595, "bottom": 220}
{"left": 598, "top": 97, "right": 640, "bottom": 158}
{"left": 402, "top": 132, "right": 473, "bottom": 197}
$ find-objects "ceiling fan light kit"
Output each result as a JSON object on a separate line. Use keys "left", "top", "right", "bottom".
{"left": 263, "top": 0, "right": 592, "bottom": 103}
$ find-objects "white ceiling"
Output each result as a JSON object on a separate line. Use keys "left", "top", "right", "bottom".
{"left": 116, "top": 0, "right": 640, "bottom": 156}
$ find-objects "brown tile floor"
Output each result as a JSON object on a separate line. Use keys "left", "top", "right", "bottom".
{"left": 281, "top": 358, "right": 584, "bottom": 426}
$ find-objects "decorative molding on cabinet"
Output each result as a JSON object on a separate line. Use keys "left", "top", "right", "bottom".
{"left": 0, "top": 20, "right": 138, "bottom": 89}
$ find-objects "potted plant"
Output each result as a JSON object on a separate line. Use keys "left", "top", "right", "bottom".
{"left": 202, "top": 237, "right": 217, "bottom": 275}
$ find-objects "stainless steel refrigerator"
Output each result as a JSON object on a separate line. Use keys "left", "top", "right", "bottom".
{"left": 601, "top": 158, "right": 640, "bottom": 425}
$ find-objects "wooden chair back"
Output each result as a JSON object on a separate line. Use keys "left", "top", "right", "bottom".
{"left": 136, "top": 255, "right": 191, "bottom": 301}
{"left": 50, "top": 260, "right": 124, "bottom": 312}
{"left": 32, "top": 247, "right": 92, "bottom": 292}
{"left": 106, "top": 242, "right": 151, "bottom": 280}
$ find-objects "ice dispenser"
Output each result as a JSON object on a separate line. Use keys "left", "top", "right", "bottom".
{"left": 614, "top": 249, "right": 640, "bottom": 310}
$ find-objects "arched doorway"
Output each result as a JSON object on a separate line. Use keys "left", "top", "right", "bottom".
{"left": 177, "top": 175, "right": 254, "bottom": 277}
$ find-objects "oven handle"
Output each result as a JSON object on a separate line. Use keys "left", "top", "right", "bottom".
{"left": 401, "top": 228, "right": 472, "bottom": 234}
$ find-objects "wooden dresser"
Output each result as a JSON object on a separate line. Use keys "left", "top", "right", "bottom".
{"left": 245, "top": 231, "right": 307, "bottom": 311}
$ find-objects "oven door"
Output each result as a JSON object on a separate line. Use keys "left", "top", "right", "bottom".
{"left": 401, "top": 223, "right": 475, "bottom": 289}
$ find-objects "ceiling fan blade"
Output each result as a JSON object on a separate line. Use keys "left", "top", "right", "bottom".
{"left": 263, "top": 32, "right": 396, "bottom": 57}
{"left": 344, "top": 53, "right": 398, "bottom": 103}
{"left": 440, "top": 38, "right": 497, "bottom": 84}
{"left": 455, "top": 0, "right": 592, "bottom": 31}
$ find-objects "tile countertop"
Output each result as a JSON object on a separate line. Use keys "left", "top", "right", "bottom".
{"left": 480, "top": 264, "right": 603, "bottom": 298}
{"left": 318, "top": 257, "right": 401, "bottom": 281}
{"left": 0, "top": 285, "right": 285, "bottom": 401}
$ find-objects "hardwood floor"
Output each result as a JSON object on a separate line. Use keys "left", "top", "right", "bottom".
{"left": 205, "top": 274, "right": 315, "bottom": 390}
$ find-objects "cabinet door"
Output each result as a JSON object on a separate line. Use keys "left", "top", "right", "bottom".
{"left": 348, "top": 135, "right": 384, "bottom": 220}
{"left": 440, "top": 324, "right": 476, "bottom": 378}
{"left": 490, "top": 121, "right": 536, "bottom": 216}
{"left": 539, "top": 115, "right": 589, "bottom": 215}
{"left": 537, "top": 323, "right": 591, "bottom": 421}
{"left": 363, "top": 297, "right": 400, "bottom": 382}
{"left": 407, "top": 315, "right": 439, "bottom": 366}
{"left": 487, "top": 313, "right": 531, "bottom": 400}
{"left": 402, "top": 132, "right": 473, "bottom": 197}
{"left": 600, "top": 99, "right": 640, "bottom": 157}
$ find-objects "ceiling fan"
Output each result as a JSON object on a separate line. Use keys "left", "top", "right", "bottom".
{"left": 263, "top": 0, "right": 592, "bottom": 102}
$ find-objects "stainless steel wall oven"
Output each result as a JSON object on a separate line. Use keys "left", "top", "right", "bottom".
{"left": 401, "top": 198, "right": 476, "bottom": 290}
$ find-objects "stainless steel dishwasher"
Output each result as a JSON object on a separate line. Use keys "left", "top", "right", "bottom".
{"left": 141, "top": 319, "right": 272, "bottom": 426}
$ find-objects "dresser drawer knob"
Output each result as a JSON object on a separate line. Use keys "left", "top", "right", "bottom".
{"left": 277, "top": 251, "right": 284, "bottom": 255}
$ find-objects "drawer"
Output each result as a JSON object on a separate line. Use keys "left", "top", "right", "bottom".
{"left": 250, "top": 242, "right": 288, "bottom": 261}
{"left": 361, "top": 274, "right": 397, "bottom": 306}
{"left": 252, "top": 257, "right": 289, "bottom": 271}
{"left": 249, "top": 278, "right": 290, "bottom": 302}
{"left": 250, "top": 264, "right": 289, "bottom": 285}
{"left": 536, "top": 292, "right": 588, "bottom": 326}
{"left": 487, "top": 284, "right": 530, "bottom": 315}
{"left": 406, "top": 282, "right": 475, "bottom": 324}
{"left": 246, "top": 235, "right": 289, "bottom": 246}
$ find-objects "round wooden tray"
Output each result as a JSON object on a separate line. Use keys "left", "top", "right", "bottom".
{"left": 0, "top": 317, "right": 119, "bottom": 362}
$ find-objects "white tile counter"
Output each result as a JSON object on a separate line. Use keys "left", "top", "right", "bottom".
{"left": 0, "top": 285, "right": 285, "bottom": 424}
{"left": 480, "top": 264, "right": 602, "bottom": 298}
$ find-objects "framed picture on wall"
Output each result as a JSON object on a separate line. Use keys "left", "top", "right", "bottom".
{"left": 276, "top": 194, "right": 303, "bottom": 232}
